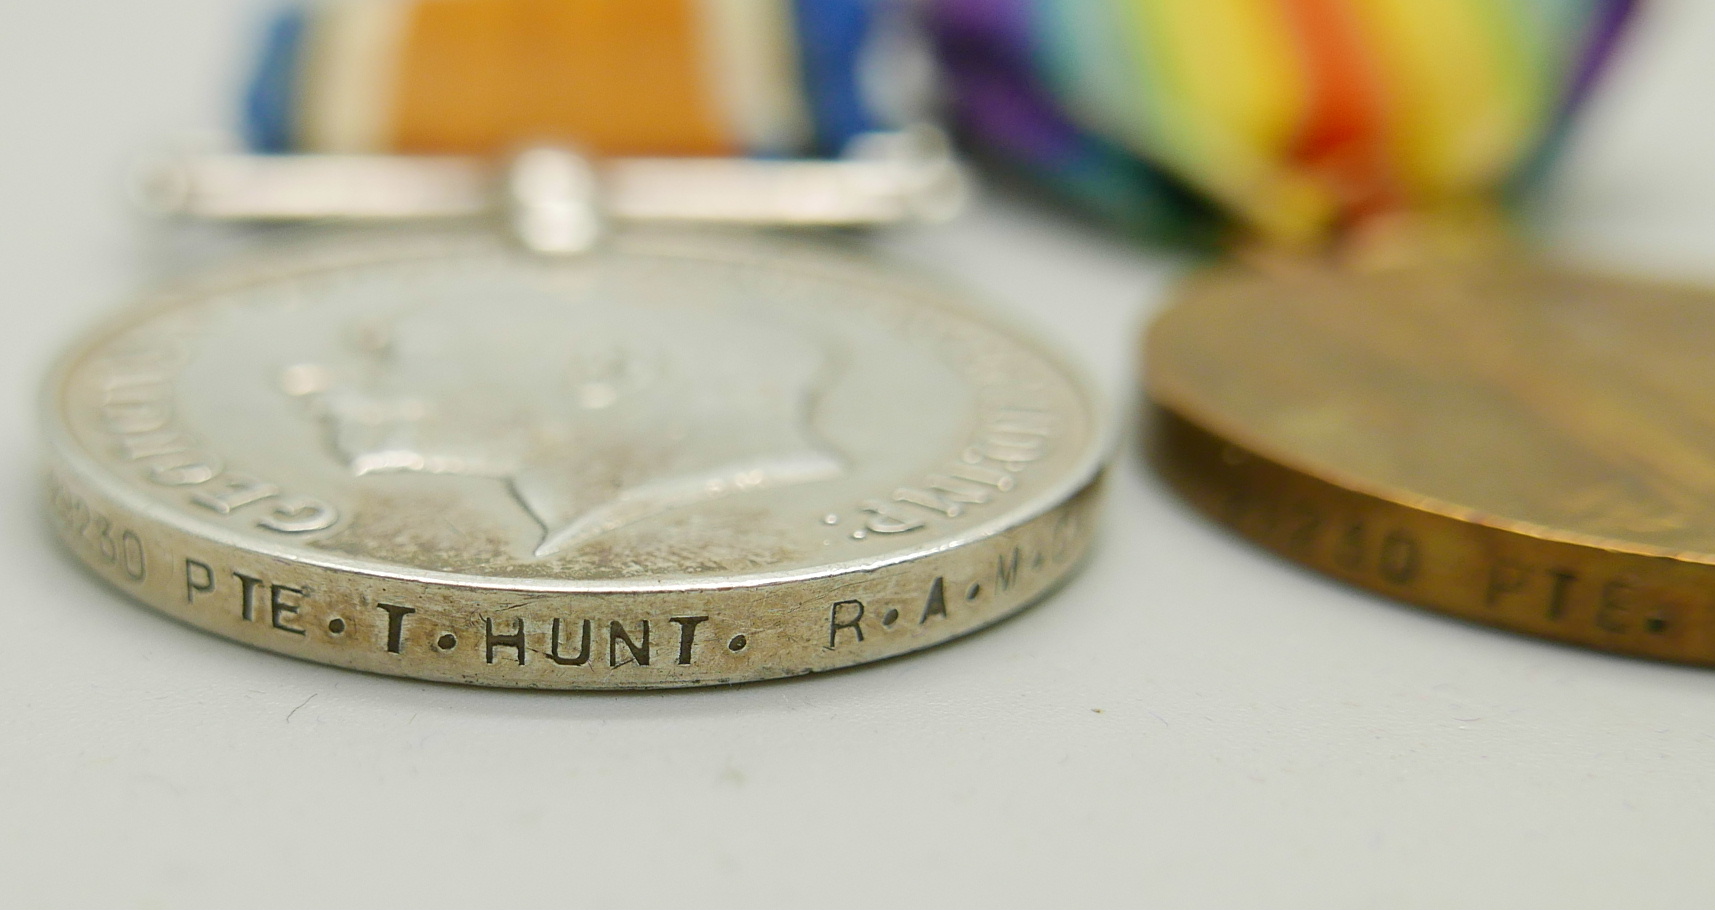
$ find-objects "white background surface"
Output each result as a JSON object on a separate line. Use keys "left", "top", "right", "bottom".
{"left": 5, "top": 3, "right": 1715, "bottom": 908}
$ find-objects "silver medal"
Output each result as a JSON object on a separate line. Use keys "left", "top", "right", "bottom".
{"left": 45, "top": 137, "right": 1108, "bottom": 688}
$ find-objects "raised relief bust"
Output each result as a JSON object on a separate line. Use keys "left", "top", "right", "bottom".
{"left": 281, "top": 285, "right": 843, "bottom": 556}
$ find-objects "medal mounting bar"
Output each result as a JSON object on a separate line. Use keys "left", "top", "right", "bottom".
{"left": 136, "top": 125, "right": 968, "bottom": 231}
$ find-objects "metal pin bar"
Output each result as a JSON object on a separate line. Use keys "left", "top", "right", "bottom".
{"left": 136, "top": 127, "right": 968, "bottom": 229}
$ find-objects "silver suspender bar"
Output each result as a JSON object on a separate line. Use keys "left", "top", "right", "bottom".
{"left": 136, "top": 127, "right": 969, "bottom": 231}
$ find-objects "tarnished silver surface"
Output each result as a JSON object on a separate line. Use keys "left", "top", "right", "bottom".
{"left": 43, "top": 228, "right": 1105, "bottom": 688}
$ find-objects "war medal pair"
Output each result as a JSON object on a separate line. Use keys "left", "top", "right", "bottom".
{"left": 52, "top": 0, "right": 1708, "bottom": 683}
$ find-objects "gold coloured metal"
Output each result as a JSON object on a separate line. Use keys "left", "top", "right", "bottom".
{"left": 1149, "top": 253, "right": 1715, "bottom": 664}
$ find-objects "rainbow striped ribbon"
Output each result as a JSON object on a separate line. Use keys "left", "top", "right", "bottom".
{"left": 246, "top": 0, "right": 915, "bottom": 159}
{"left": 928, "top": 0, "right": 1638, "bottom": 244}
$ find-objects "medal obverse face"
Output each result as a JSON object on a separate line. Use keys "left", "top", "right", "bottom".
{"left": 45, "top": 229, "right": 1105, "bottom": 688}
{"left": 1149, "top": 256, "right": 1715, "bottom": 665}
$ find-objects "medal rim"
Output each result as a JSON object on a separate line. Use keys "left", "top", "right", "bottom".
{"left": 1145, "top": 256, "right": 1715, "bottom": 666}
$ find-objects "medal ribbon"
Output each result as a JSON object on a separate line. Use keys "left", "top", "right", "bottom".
{"left": 246, "top": 0, "right": 913, "bottom": 159}
{"left": 930, "top": 0, "right": 1640, "bottom": 245}
{"left": 244, "top": 0, "right": 1637, "bottom": 245}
